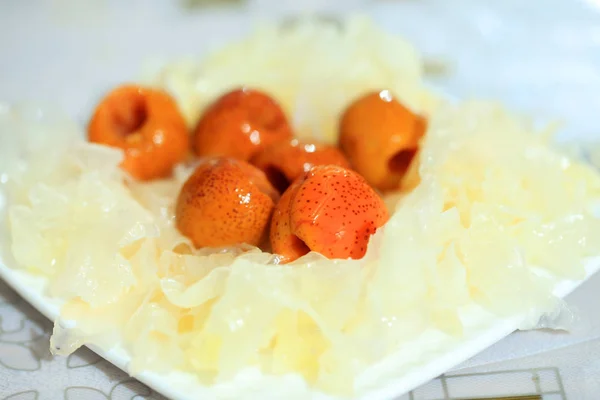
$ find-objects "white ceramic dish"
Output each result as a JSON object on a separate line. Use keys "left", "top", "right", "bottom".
{"left": 1, "top": 246, "right": 598, "bottom": 400}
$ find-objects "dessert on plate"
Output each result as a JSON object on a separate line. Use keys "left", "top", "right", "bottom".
{"left": 1, "top": 16, "right": 599, "bottom": 399}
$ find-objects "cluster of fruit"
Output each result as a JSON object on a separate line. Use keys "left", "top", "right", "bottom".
{"left": 88, "top": 86, "right": 426, "bottom": 263}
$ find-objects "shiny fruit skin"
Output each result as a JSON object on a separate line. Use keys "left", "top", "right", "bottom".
{"left": 271, "top": 165, "right": 389, "bottom": 263}
{"left": 88, "top": 85, "right": 189, "bottom": 181}
{"left": 339, "top": 90, "right": 427, "bottom": 191}
{"left": 176, "top": 158, "right": 278, "bottom": 248}
{"left": 192, "top": 88, "right": 293, "bottom": 162}
{"left": 251, "top": 138, "right": 351, "bottom": 193}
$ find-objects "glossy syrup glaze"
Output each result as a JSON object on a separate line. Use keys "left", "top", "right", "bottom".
{"left": 192, "top": 88, "right": 293, "bottom": 161}
{"left": 339, "top": 90, "right": 427, "bottom": 191}
{"left": 88, "top": 85, "right": 189, "bottom": 180}
{"left": 176, "top": 158, "right": 278, "bottom": 248}
{"left": 271, "top": 165, "right": 389, "bottom": 263}
{"left": 251, "top": 138, "right": 351, "bottom": 192}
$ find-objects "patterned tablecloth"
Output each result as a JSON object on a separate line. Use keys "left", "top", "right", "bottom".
{"left": 0, "top": 279, "right": 166, "bottom": 400}
{"left": 1, "top": 0, "right": 600, "bottom": 399}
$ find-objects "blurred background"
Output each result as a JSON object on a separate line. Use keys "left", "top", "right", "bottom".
{"left": 1, "top": 0, "right": 599, "bottom": 143}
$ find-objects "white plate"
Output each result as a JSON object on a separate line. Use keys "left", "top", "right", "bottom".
{"left": 1, "top": 252, "right": 598, "bottom": 400}
{"left": 2, "top": 1, "right": 600, "bottom": 399}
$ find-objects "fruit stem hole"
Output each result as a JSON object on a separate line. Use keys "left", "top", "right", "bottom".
{"left": 116, "top": 97, "right": 148, "bottom": 136}
{"left": 388, "top": 149, "right": 416, "bottom": 176}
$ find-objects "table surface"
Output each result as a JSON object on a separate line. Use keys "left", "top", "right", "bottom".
{"left": 1, "top": 0, "right": 600, "bottom": 399}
